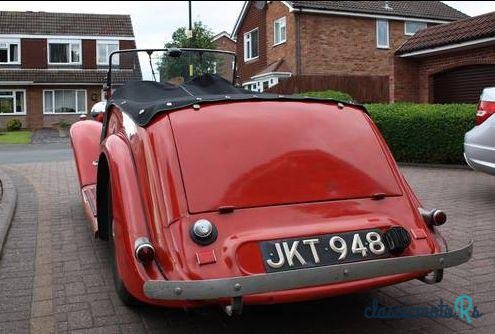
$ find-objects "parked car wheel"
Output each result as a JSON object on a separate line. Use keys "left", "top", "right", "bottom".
{"left": 105, "top": 178, "right": 142, "bottom": 306}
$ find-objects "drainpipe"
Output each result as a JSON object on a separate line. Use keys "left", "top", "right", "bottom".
{"left": 294, "top": 8, "right": 302, "bottom": 75}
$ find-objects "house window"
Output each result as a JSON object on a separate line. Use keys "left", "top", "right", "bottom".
{"left": 262, "top": 81, "right": 269, "bottom": 91}
{"left": 405, "top": 21, "right": 427, "bottom": 36}
{"left": 43, "top": 90, "right": 86, "bottom": 114}
{"left": 244, "top": 28, "right": 259, "bottom": 61}
{"left": 376, "top": 20, "right": 389, "bottom": 49}
{"left": 0, "top": 90, "right": 26, "bottom": 114}
{"left": 48, "top": 40, "right": 81, "bottom": 64}
{"left": 0, "top": 39, "right": 20, "bottom": 64}
{"left": 274, "top": 17, "right": 287, "bottom": 45}
{"left": 97, "top": 41, "right": 119, "bottom": 65}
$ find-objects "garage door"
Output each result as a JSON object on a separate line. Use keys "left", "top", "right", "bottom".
{"left": 433, "top": 65, "right": 495, "bottom": 103}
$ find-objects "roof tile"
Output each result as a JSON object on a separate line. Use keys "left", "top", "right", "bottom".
{"left": 0, "top": 69, "right": 140, "bottom": 84}
{"left": 288, "top": 1, "right": 468, "bottom": 21}
{"left": 0, "top": 11, "right": 134, "bottom": 37}
{"left": 396, "top": 11, "right": 495, "bottom": 54}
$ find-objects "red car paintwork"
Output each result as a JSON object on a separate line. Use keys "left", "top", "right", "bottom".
{"left": 71, "top": 100, "right": 442, "bottom": 308}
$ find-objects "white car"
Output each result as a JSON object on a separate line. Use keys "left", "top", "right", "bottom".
{"left": 464, "top": 87, "right": 495, "bottom": 175}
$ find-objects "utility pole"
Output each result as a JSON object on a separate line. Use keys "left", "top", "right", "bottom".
{"left": 187, "top": 1, "right": 193, "bottom": 46}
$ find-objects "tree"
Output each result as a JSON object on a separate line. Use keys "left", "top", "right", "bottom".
{"left": 157, "top": 21, "right": 217, "bottom": 83}
{"left": 165, "top": 21, "right": 215, "bottom": 49}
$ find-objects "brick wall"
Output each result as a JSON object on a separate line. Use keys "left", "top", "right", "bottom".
{"left": 299, "top": 14, "right": 409, "bottom": 78}
{"left": 391, "top": 57, "right": 419, "bottom": 102}
{"left": 235, "top": 2, "right": 267, "bottom": 83}
{"left": 21, "top": 39, "right": 48, "bottom": 69}
{"left": 265, "top": 1, "right": 296, "bottom": 73}
{"left": 83, "top": 40, "right": 97, "bottom": 69}
{"left": 119, "top": 40, "right": 137, "bottom": 69}
{"left": 392, "top": 44, "right": 495, "bottom": 103}
{"left": 214, "top": 36, "right": 236, "bottom": 52}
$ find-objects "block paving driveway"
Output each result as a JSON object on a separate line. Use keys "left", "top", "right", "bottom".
{"left": 0, "top": 160, "right": 494, "bottom": 333}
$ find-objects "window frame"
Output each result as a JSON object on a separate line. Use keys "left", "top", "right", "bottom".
{"left": 404, "top": 21, "right": 427, "bottom": 36}
{"left": 96, "top": 40, "right": 120, "bottom": 65}
{"left": 273, "top": 16, "right": 287, "bottom": 46}
{"left": 43, "top": 89, "right": 87, "bottom": 114}
{"left": 376, "top": 19, "right": 390, "bottom": 49}
{"left": 0, "top": 89, "right": 27, "bottom": 115}
{"left": 0, "top": 38, "right": 21, "bottom": 64}
{"left": 244, "top": 27, "right": 259, "bottom": 62}
{"left": 47, "top": 39, "right": 82, "bottom": 65}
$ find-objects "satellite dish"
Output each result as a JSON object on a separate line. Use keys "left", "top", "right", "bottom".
{"left": 254, "top": 1, "right": 267, "bottom": 9}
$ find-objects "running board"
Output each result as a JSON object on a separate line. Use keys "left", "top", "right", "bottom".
{"left": 81, "top": 184, "right": 98, "bottom": 237}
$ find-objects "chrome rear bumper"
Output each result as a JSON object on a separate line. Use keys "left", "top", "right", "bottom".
{"left": 143, "top": 241, "right": 472, "bottom": 301}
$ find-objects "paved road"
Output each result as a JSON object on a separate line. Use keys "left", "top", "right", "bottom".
{"left": 0, "top": 143, "right": 72, "bottom": 164}
{"left": 0, "top": 160, "right": 494, "bottom": 333}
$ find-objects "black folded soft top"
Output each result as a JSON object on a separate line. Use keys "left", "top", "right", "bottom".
{"left": 109, "top": 74, "right": 365, "bottom": 126}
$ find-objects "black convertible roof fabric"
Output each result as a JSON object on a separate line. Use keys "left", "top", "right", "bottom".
{"left": 109, "top": 74, "right": 366, "bottom": 126}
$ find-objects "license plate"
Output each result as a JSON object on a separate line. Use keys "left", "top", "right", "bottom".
{"left": 260, "top": 229, "right": 388, "bottom": 273}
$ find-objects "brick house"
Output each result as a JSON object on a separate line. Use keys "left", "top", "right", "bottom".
{"left": 231, "top": 1, "right": 469, "bottom": 101}
{"left": 394, "top": 11, "right": 495, "bottom": 103}
{"left": 0, "top": 11, "right": 140, "bottom": 129}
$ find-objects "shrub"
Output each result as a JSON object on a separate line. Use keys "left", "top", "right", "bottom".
{"left": 6, "top": 119, "right": 22, "bottom": 131}
{"left": 365, "top": 103, "right": 476, "bottom": 164}
{"left": 301, "top": 90, "right": 353, "bottom": 102}
{"left": 57, "top": 119, "right": 71, "bottom": 129}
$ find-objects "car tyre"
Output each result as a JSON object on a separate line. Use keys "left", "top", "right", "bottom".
{"left": 105, "top": 179, "right": 142, "bottom": 306}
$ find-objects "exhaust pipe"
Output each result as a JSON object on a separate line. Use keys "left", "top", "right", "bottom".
{"left": 224, "top": 296, "right": 243, "bottom": 316}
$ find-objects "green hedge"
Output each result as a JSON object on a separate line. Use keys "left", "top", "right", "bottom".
{"left": 302, "top": 90, "right": 353, "bottom": 102}
{"left": 365, "top": 103, "right": 476, "bottom": 164}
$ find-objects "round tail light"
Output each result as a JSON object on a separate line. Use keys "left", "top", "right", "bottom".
{"left": 190, "top": 219, "right": 218, "bottom": 245}
{"left": 134, "top": 237, "right": 155, "bottom": 264}
{"left": 419, "top": 208, "right": 447, "bottom": 227}
{"left": 432, "top": 209, "right": 447, "bottom": 226}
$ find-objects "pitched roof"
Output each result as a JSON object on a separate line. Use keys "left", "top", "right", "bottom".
{"left": 0, "top": 11, "right": 134, "bottom": 37}
{"left": 213, "top": 31, "right": 235, "bottom": 42}
{"left": 232, "top": 1, "right": 468, "bottom": 37}
{"left": 0, "top": 69, "right": 140, "bottom": 84}
{"left": 288, "top": 1, "right": 468, "bottom": 21}
{"left": 396, "top": 11, "right": 495, "bottom": 55}
{"left": 252, "top": 59, "right": 291, "bottom": 78}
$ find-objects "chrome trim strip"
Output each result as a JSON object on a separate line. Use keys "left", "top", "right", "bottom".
{"left": 143, "top": 241, "right": 473, "bottom": 300}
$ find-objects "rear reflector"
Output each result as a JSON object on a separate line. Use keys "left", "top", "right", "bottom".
{"left": 196, "top": 249, "right": 217, "bottom": 265}
{"left": 476, "top": 101, "right": 495, "bottom": 125}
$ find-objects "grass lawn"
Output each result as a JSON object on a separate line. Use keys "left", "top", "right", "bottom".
{"left": 0, "top": 131, "right": 32, "bottom": 144}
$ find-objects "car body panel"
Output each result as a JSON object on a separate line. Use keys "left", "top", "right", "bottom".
{"left": 169, "top": 101, "right": 402, "bottom": 213}
{"left": 464, "top": 87, "right": 495, "bottom": 175}
{"left": 70, "top": 120, "right": 101, "bottom": 187}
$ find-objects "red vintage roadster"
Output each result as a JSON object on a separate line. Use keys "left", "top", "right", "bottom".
{"left": 70, "top": 48, "right": 472, "bottom": 313}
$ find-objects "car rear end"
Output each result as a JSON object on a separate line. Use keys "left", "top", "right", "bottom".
{"left": 141, "top": 99, "right": 471, "bottom": 310}
{"left": 465, "top": 87, "right": 495, "bottom": 175}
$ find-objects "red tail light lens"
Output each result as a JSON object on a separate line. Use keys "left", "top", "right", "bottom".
{"left": 476, "top": 101, "right": 495, "bottom": 125}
